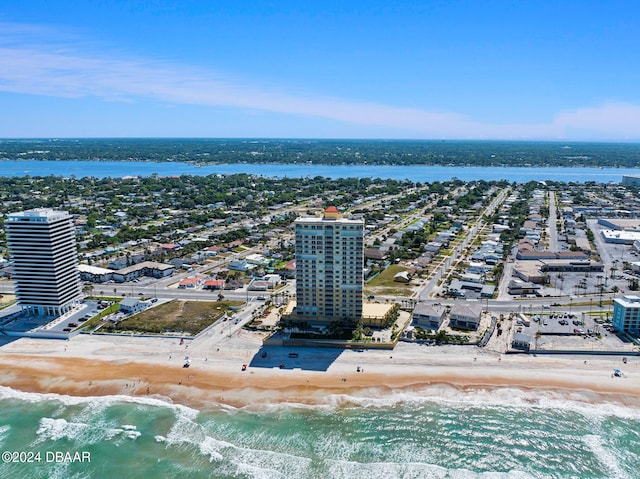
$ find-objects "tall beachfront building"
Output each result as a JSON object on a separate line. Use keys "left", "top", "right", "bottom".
{"left": 294, "top": 206, "right": 364, "bottom": 322}
{"left": 5, "top": 208, "right": 81, "bottom": 316}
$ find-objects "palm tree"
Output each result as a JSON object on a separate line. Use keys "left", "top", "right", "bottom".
{"left": 610, "top": 260, "right": 618, "bottom": 279}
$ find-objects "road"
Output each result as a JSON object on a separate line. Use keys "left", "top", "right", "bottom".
{"left": 547, "top": 190, "right": 559, "bottom": 252}
{"left": 417, "top": 186, "right": 510, "bottom": 300}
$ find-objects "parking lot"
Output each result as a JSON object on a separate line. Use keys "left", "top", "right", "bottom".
{"left": 513, "top": 309, "right": 636, "bottom": 353}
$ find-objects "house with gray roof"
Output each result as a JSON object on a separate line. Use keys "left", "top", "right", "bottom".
{"left": 119, "top": 298, "right": 147, "bottom": 315}
{"left": 449, "top": 303, "right": 483, "bottom": 330}
{"left": 412, "top": 303, "right": 446, "bottom": 330}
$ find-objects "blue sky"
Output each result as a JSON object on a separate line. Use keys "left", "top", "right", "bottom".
{"left": 1, "top": 1, "right": 640, "bottom": 140}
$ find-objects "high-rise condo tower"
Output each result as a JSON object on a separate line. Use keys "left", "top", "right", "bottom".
{"left": 294, "top": 206, "right": 364, "bottom": 322}
{"left": 5, "top": 208, "right": 81, "bottom": 316}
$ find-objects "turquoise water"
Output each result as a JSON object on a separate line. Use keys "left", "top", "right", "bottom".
{"left": 1, "top": 386, "right": 638, "bottom": 479}
{"left": 1, "top": 159, "right": 640, "bottom": 182}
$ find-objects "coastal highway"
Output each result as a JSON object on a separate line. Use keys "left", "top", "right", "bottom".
{"left": 115, "top": 280, "right": 614, "bottom": 321}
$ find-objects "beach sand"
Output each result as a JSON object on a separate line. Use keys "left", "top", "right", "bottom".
{"left": 0, "top": 331, "right": 638, "bottom": 410}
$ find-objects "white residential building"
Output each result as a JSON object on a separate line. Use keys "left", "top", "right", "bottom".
{"left": 5, "top": 208, "right": 81, "bottom": 316}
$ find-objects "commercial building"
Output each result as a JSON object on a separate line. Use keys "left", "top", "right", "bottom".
{"left": 600, "top": 229, "right": 640, "bottom": 245}
{"left": 78, "top": 264, "right": 115, "bottom": 283}
{"left": 512, "top": 261, "right": 548, "bottom": 284}
{"left": 111, "top": 261, "right": 174, "bottom": 283}
{"left": 539, "top": 259, "right": 604, "bottom": 273}
{"left": 448, "top": 279, "right": 496, "bottom": 298}
{"left": 612, "top": 296, "right": 640, "bottom": 335}
{"left": 622, "top": 175, "right": 640, "bottom": 187}
{"left": 294, "top": 206, "right": 364, "bottom": 322}
{"left": 5, "top": 208, "right": 81, "bottom": 316}
{"left": 507, "top": 279, "right": 542, "bottom": 296}
{"left": 78, "top": 261, "right": 174, "bottom": 283}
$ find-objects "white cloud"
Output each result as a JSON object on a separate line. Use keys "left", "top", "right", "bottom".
{"left": 552, "top": 103, "right": 640, "bottom": 140}
{"left": 1, "top": 22, "right": 639, "bottom": 140}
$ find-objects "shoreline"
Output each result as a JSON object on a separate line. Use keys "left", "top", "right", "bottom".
{"left": 1, "top": 334, "right": 639, "bottom": 411}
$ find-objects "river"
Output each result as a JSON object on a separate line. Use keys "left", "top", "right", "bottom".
{"left": 1, "top": 160, "right": 640, "bottom": 183}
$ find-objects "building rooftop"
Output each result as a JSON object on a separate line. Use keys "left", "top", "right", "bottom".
{"left": 8, "top": 208, "right": 71, "bottom": 222}
{"left": 601, "top": 230, "right": 640, "bottom": 242}
{"left": 115, "top": 261, "right": 174, "bottom": 274}
{"left": 296, "top": 215, "right": 363, "bottom": 225}
{"left": 78, "top": 264, "right": 113, "bottom": 275}
{"left": 120, "top": 298, "right": 142, "bottom": 307}
{"left": 362, "top": 302, "right": 394, "bottom": 319}
{"left": 413, "top": 303, "right": 446, "bottom": 317}
{"left": 615, "top": 296, "right": 640, "bottom": 307}
{"left": 450, "top": 303, "right": 483, "bottom": 317}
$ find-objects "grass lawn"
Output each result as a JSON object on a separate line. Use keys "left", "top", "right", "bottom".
{"left": 367, "top": 264, "right": 409, "bottom": 288}
{"left": 78, "top": 299, "right": 123, "bottom": 331}
{"left": 0, "top": 294, "right": 16, "bottom": 310}
{"left": 101, "top": 300, "right": 242, "bottom": 335}
{"left": 274, "top": 259, "right": 293, "bottom": 269}
{"left": 365, "top": 264, "right": 414, "bottom": 297}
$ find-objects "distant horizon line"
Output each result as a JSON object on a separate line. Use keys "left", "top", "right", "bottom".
{"left": 2, "top": 137, "right": 640, "bottom": 145}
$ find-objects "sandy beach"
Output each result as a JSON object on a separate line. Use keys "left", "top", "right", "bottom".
{"left": 1, "top": 331, "right": 638, "bottom": 410}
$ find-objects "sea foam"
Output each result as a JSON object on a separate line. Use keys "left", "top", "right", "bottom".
{"left": 0, "top": 425, "right": 10, "bottom": 447}
{"left": 582, "top": 434, "right": 633, "bottom": 479}
{"left": 326, "top": 460, "right": 537, "bottom": 479}
{"left": 0, "top": 385, "right": 199, "bottom": 419}
{"left": 269, "top": 383, "right": 640, "bottom": 421}
{"left": 35, "top": 417, "right": 88, "bottom": 442}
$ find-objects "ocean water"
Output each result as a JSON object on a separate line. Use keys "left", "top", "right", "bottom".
{"left": 0, "top": 386, "right": 638, "bottom": 479}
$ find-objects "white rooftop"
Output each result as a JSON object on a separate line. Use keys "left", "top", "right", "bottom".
{"left": 615, "top": 296, "right": 640, "bottom": 306}
{"left": 78, "top": 264, "right": 113, "bottom": 275}
{"left": 296, "top": 216, "right": 363, "bottom": 225}
{"left": 8, "top": 208, "right": 71, "bottom": 222}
